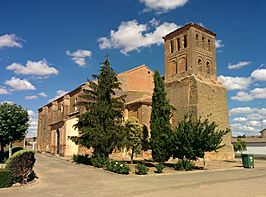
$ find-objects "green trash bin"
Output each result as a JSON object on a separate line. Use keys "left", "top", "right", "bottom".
{"left": 241, "top": 154, "right": 254, "bottom": 168}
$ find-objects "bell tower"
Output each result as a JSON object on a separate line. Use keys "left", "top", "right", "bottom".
{"left": 164, "top": 23, "right": 234, "bottom": 160}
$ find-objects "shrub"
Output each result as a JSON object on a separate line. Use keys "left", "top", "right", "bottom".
{"left": 0, "top": 169, "right": 13, "bottom": 188}
{"left": 135, "top": 162, "right": 149, "bottom": 175}
{"left": 174, "top": 159, "right": 195, "bottom": 171}
{"left": 0, "top": 147, "right": 24, "bottom": 163}
{"left": 73, "top": 154, "right": 91, "bottom": 165}
{"left": 155, "top": 163, "right": 164, "bottom": 173}
{"left": 106, "top": 160, "right": 130, "bottom": 174}
{"left": 6, "top": 150, "right": 36, "bottom": 184}
{"left": 91, "top": 155, "right": 107, "bottom": 168}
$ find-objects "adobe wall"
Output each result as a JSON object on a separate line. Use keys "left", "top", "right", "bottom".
{"left": 166, "top": 75, "right": 234, "bottom": 160}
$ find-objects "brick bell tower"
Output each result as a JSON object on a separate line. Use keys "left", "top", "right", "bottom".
{"left": 163, "top": 23, "right": 234, "bottom": 160}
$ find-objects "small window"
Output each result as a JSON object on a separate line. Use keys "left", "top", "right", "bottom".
{"left": 206, "top": 61, "right": 211, "bottom": 74}
{"left": 202, "top": 36, "right": 205, "bottom": 42}
{"left": 177, "top": 38, "right": 180, "bottom": 51}
{"left": 170, "top": 40, "right": 174, "bottom": 53}
{"left": 61, "top": 103, "right": 64, "bottom": 113}
{"left": 207, "top": 40, "right": 211, "bottom": 51}
{"left": 198, "top": 58, "right": 202, "bottom": 65}
{"left": 196, "top": 34, "right": 199, "bottom": 40}
{"left": 184, "top": 35, "right": 187, "bottom": 48}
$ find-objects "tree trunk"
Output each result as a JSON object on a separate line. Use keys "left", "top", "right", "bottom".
{"left": 131, "top": 148, "right": 135, "bottom": 164}
{"left": 9, "top": 142, "right": 12, "bottom": 158}
{"left": 203, "top": 157, "right": 206, "bottom": 169}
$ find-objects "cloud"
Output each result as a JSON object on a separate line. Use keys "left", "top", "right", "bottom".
{"left": 66, "top": 49, "right": 92, "bottom": 67}
{"left": 233, "top": 117, "right": 247, "bottom": 122}
{"left": 38, "top": 92, "right": 47, "bottom": 97}
{"left": 5, "top": 77, "right": 36, "bottom": 91}
{"left": 215, "top": 40, "right": 224, "bottom": 48}
{"left": 25, "top": 95, "right": 38, "bottom": 100}
{"left": 139, "top": 0, "right": 188, "bottom": 13}
{"left": 98, "top": 20, "right": 178, "bottom": 55}
{"left": 48, "top": 90, "right": 68, "bottom": 102}
{"left": 231, "top": 91, "right": 253, "bottom": 101}
{"left": 6, "top": 59, "right": 58, "bottom": 76}
{"left": 229, "top": 107, "right": 254, "bottom": 114}
{"left": 0, "top": 87, "right": 10, "bottom": 94}
{"left": 228, "top": 61, "right": 251, "bottom": 70}
{"left": 247, "top": 120, "right": 261, "bottom": 127}
{"left": 217, "top": 75, "right": 251, "bottom": 90}
{"left": 231, "top": 124, "right": 257, "bottom": 133}
{"left": 251, "top": 69, "right": 266, "bottom": 81}
{"left": 0, "top": 34, "right": 22, "bottom": 48}
{"left": 27, "top": 110, "right": 38, "bottom": 137}
{"left": 231, "top": 87, "right": 266, "bottom": 101}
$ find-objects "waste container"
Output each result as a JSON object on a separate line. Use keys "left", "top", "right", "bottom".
{"left": 241, "top": 154, "right": 254, "bottom": 168}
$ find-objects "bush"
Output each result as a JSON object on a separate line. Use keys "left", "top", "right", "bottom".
{"left": 135, "top": 162, "right": 149, "bottom": 175}
{"left": 91, "top": 155, "right": 107, "bottom": 168}
{"left": 0, "top": 147, "right": 24, "bottom": 163}
{"left": 174, "top": 159, "right": 195, "bottom": 171}
{"left": 0, "top": 169, "right": 13, "bottom": 188}
{"left": 73, "top": 154, "right": 91, "bottom": 165}
{"left": 6, "top": 150, "right": 36, "bottom": 184}
{"left": 106, "top": 160, "right": 130, "bottom": 174}
{"left": 155, "top": 163, "right": 164, "bottom": 173}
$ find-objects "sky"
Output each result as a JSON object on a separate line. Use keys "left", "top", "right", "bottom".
{"left": 0, "top": 0, "right": 266, "bottom": 137}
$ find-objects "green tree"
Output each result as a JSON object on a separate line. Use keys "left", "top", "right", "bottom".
{"left": 233, "top": 138, "right": 247, "bottom": 153}
{"left": 173, "top": 115, "right": 229, "bottom": 167}
{"left": 70, "top": 57, "right": 126, "bottom": 159}
{"left": 0, "top": 102, "right": 29, "bottom": 156}
{"left": 125, "top": 117, "right": 144, "bottom": 164}
{"left": 150, "top": 70, "right": 173, "bottom": 163}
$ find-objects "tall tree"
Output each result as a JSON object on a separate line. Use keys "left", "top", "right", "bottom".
{"left": 150, "top": 70, "right": 173, "bottom": 163}
{"left": 125, "top": 117, "right": 144, "bottom": 164}
{"left": 173, "top": 115, "right": 229, "bottom": 167}
{"left": 70, "top": 57, "right": 126, "bottom": 158}
{"left": 0, "top": 102, "right": 29, "bottom": 156}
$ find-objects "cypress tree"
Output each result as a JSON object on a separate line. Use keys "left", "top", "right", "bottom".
{"left": 150, "top": 70, "right": 172, "bottom": 163}
{"left": 70, "top": 57, "right": 126, "bottom": 158}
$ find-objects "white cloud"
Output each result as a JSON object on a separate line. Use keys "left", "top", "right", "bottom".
{"left": 231, "top": 87, "right": 266, "bottom": 102}
{"left": 25, "top": 95, "right": 38, "bottom": 100}
{"left": 229, "top": 107, "right": 254, "bottom": 114}
{"left": 217, "top": 75, "right": 251, "bottom": 90}
{"left": 139, "top": 0, "right": 188, "bottom": 12}
{"left": 231, "top": 124, "right": 257, "bottom": 133}
{"left": 6, "top": 59, "right": 58, "bottom": 76}
{"left": 66, "top": 49, "right": 92, "bottom": 67}
{"left": 0, "top": 87, "right": 10, "bottom": 94}
{"left": 0, "top": 34, "right": 22, "bottom": 48}
{"left": 98, "top": 20, "right": 178, "bottom": 55}
{"left": 4, "top": 77, "right": 36, "bottom": 91}
{"left": 247, "top": 120, "right": 261, "bottom": 127}
{"left": 233, "top": 117, "right": 247, "bottom": 122}
{"left": 27, "top": 110, "right": 38, "bottom": 137}
{"left": 251, "top": 69, "right": 266, "bottom": 81}
{"left": 38, "top": 92, "right": 47, "bottom": 97}
{"left": 231, "top": 91, "right": 253, "bottom": 101}
{"left": 228, "top": 61, "right": 251, "bottom": 70}
{"left": 215, "top": 40, "right": 224, "bottom": 48}
{"left": 48, "top": 90, "right": 68, "bottom": 102}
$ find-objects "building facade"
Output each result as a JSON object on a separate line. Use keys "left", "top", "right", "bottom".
{"left": 37, "top": 23, "right": 234, "bottom": 159}
{"left": 37, "top": 65, "right": 154, "bottom": 156}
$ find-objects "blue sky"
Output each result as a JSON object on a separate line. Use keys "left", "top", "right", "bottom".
{"left": 0, "top": 0, "right": 266, "bottom": 137}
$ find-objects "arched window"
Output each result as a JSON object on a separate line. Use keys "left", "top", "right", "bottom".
{"left": 177, "top": 38, "right": 180, "bottom": 51}
{"left": 184, "top": 35, "right": 187, "bottom": 48}
{"left": 198, "top": 58, "right": 203, "bottom": 72}
{"left": 170, "top": 40, "right": 174, "bottom": 53}
{"left": 170, "top": 61, "right": 177, "bottom": 75}
{"left": 207, "top": 39, "right": 211, "bottom": 51}
{"left": 206, "top": 61, "right": 211, "bottom": 74}
{"left": 179, "top": 58, "right": 187, "bottom": 72}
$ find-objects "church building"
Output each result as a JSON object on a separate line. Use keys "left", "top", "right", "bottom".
{"left": 37, "top": 23, "right": 234, "bottom": 159}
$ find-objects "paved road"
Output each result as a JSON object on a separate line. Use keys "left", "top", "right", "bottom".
{"left": 1, "top": 153, "right": 266, "bottom": 197}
